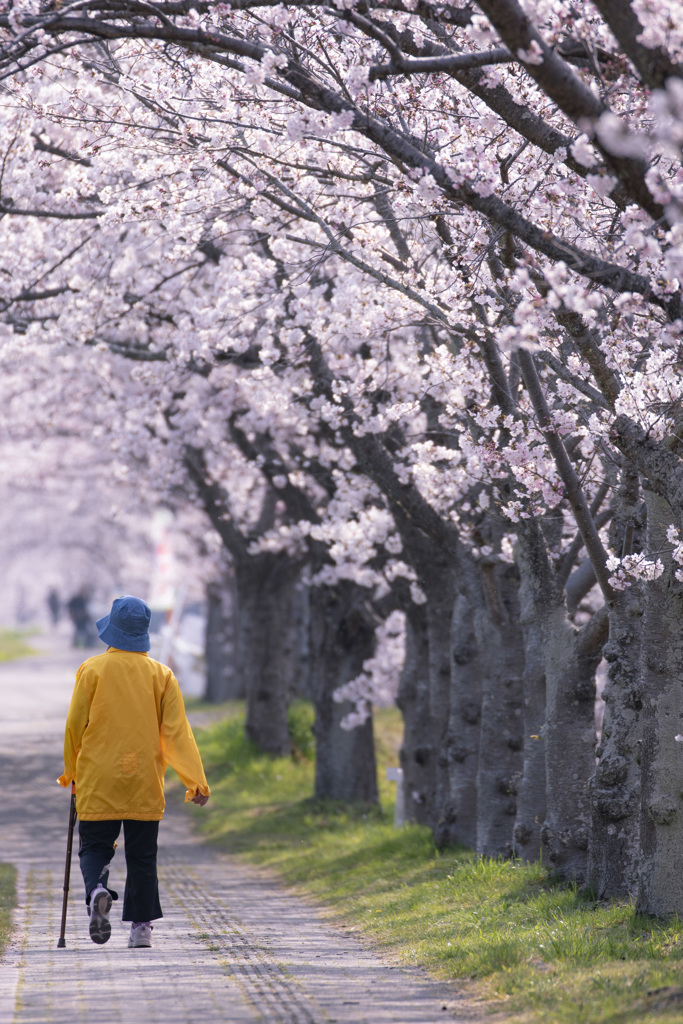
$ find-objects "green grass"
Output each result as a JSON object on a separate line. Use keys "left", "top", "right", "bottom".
{"left": 190, "top": 702, "right": 683, "bottom": 1024}
{"left": 0, "top": 629, "right": 37, "bottom": 662}
{"left": 0, "top": 864, "right": 16, "bottom": 957}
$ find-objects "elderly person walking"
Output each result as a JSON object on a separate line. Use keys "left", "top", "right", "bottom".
{"left": 58, "top": 595, "right": 210, "bottom": 949}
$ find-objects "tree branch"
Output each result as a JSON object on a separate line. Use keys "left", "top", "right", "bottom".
{"left": 0, "top": 203, "right": 99, "bottom": 219}
{"left": 590, "top": 0, "right": 683, "bottom": 88}
{"left": 475, "top": 0, "right": 665, "bottom": 221}
{"left": 612, "top": 414, "right": 683, "bottom": 513}
{"left": 518, "top": 347, "right": 615, "bottom": 601}
{"left": 536, "top": 348, "right": 611, "bottom": 411}
{"left": 368, "top": 47, "right": 514, "bottom": 81}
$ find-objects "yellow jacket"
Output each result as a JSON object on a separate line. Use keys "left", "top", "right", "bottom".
{"left": 58, "top": 648, "right": 210, "bottom": 821}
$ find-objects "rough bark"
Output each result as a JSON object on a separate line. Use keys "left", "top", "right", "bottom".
{"left": 542, "top": 605, "right": 607, "bottom": 881}
{"left": 205, "top": 575, "right": 242, "bottom": 702}
{"left": 636, "top": 489, "right": 683, "bottom": 917}
{"left": 309, "top": 581, "right": 379, "bottom": 804}
{"left": 588, "top": 588, "right": 643, "bottom": 897}
{"left": 473, "top": 559, "right": 525, "bottom": 858}
{"left": 515, "top": 516, "right": 607, "bottom": 879}
{"left": 444, "top": 591, "right": 481, "bottom": 850}
{"left": 397, "top": 601, "right": 433, "bottom": 826}
{"left": 388, "top": 517, "right": 462, "bottom": 843}
{"left": 513, "top": 561, "right": 546, "bottom": 861}
{"left": 423, "top": 555, "right": 460, "bottom": 846}
{"left": 588, "top": 461, "right": 646, "bottom": 897}
{"left": 613, "top": 414, "right": 683, "bottom": 514}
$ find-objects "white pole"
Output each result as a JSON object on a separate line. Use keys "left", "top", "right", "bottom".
{"left": 385, "top": 767, "right": 405, "bottom": 828}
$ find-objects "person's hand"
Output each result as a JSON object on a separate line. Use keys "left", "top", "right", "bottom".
{"left": 191, "top": 790, "right": 209, "bottom": 806}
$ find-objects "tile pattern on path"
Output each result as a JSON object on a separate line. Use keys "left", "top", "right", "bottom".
{"left": 0, "top": 636, "right": 469, "bottom": 1024}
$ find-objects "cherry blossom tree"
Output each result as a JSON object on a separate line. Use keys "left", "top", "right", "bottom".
{"left": 2, "top": 0, "right": 683, "bottom": 913}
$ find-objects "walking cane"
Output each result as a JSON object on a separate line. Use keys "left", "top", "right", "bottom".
{"left": 57, "top": 783, "right": 77, "bottom": 949}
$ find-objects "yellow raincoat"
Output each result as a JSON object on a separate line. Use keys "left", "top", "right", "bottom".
{"left": 57, "top": 648, "right": 210, "bottom": 821}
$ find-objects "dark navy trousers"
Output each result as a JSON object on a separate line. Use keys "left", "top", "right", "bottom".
{"left": 78, "top": 819, "right": 163, "bottom": 922}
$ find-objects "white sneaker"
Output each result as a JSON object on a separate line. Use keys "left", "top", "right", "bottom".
{"left": 88, "top": 886, "right": 112, "bottom": 945}
{"left": 128, "top": 922, "right": 153, "bottom": 948}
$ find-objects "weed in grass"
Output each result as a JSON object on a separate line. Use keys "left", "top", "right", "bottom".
{"left": 288, "top": 701, "right": 315, "bottom": 761}
{"left": 0, "top": 630, "right": 37, "bottom": 663}
{"left": 191, "top": 704, "right": 683, "bottom": 1024}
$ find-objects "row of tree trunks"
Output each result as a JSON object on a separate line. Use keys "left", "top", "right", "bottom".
{"left": 201, "top": 508, "right": 624, "bottom": 891}
{"left": 206, "top": 559, "right": 379, "bottom": 801}
{"left": 391, "top": 520, "right": 603, "bottom": 870}
{"left": 199, "top": 433, "right": 683, "bottom": 914}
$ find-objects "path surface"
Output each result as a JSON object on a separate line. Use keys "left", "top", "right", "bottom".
{"left": 0, "top": 637, "right": 468, "bottom": 1024}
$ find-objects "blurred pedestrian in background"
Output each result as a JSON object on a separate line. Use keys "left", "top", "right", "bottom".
{"left": 46, "top": 587, "right": 61, "bottom": 626}
{"left": 67, "top": 589, "right": 95, "bottom": 647}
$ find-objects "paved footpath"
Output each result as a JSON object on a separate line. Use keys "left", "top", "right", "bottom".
{"left": 0, "top": 638, "right": 471, "bottom": 1024}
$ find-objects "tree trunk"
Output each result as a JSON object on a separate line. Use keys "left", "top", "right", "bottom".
{"left": 514, "top": 518, "right": 607, "bottom": 879}
{"left": 512, "top": 522, "right": 556, "bottom": 862}
{"left": 443, "top": 591, "right": 481, "bottom": 850}
{"left": 236, "top": 552, "right": 301, "bottom": 756}
{"left": 636, "top": 489, "right": 683, "bottom": 917}
{"left": 290, "top": 582, "right": 312, "bottom": 698}
{"left": 205, "top": 575, "right": 242, "bottom": 701}
{"left": 474, "top": 560, "right": 525, "bottom": 858}
{"left": 397, "top": 527, "right": 461, "bottom": 843}
{"left": 309, "top": 582, "right": 379, "bottom": 803}
{"left": 589, "top": 462, "right": 643, "bottom": 897}
{"left": 589, "top": 589, "right": 642, "bottom": 897}
{"left": 423, "top": 557, "right": 460, "bottom": 846}
{"left": 397, "top": 601, "right": 433, "bottom": 826}
{"left": 542, "top": 605, "right": 606, "bottom": 881}
{"left": 183, "top": 445, "right": 297, "bottom": 752}
{"left": 513, "top": 607, "right": 546, "bottom": 861}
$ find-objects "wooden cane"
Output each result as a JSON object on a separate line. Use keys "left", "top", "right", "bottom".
{"left": 57, "top": 783, "right": 77, "bottom": 949}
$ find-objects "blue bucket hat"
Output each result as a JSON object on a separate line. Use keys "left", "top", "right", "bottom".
{"left": 96, "top": 595, "right": 151, "bottom": 652}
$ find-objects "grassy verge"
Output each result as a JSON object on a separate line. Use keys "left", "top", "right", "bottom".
{"left": 190, "top": 703, "right": 683, "bottom": 1024}
{"left": 0, "top": 864, "right": 17, "bottom": 957}
{"left": 0, "top": 629, "right": 38, "bottom": 663}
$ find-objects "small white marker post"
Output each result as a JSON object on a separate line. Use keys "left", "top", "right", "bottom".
{"left": 386, "top": 767, "right": 405, "bottom": 828}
